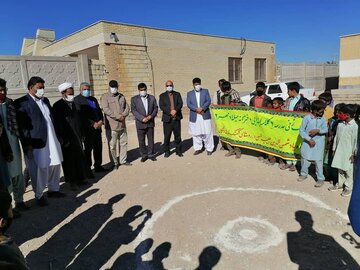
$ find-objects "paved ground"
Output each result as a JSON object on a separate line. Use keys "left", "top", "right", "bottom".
{"left": 9, "top": 113, "right": 360, "bottom": 269}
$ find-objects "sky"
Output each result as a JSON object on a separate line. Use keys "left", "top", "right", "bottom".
{"left": 1, "top": 0, "right": 360, "bottom": 63}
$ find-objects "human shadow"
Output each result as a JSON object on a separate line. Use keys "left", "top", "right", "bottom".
{"left": 25, "top": 193, "right": 125, "bottom": 270}
{"left": 110, "top": 238, "right": 154, "bottom": 270}
{"left": 141, "top": 242, "right": 172, "bottom": 270}
{"left": 195, "top": 246, "right": 221, "bottom": 270}
{"left": 111, "top": 242, "right": 221, "bottom": 270}
{"left": 67, "top": 205, "right": 152, "bottom": 269}
{"left": 8, "top": 188, "right": 100, "bottom": 246}
{"left": 287, "top": 210, "right": 360, "bottom": 270}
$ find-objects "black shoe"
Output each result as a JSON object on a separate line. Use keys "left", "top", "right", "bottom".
{"left": 47, "top": 191, "right": 66, "bottom": 198}
{"left": 164, "top": 152, "right": 170, "bottom": 158}
{"left": 94, "top": 166, "right": 108, "bottom": 172}
{"left": 150, "top": 156, "right": 157, "bottom": 161}
{"left": 194, "top": 150, "right": 202, "bottom": 155}
{"left": 207, "top": 151, "right": 213, "bottom": 156}
{"left": 176, "top": 153, "right": 183, "bottom": 157}
{"left": 113, "top": 164, "right": 120, "bottom": 171}
{"left": 121, "top": 162, "right": 132, "bottom": 166}
{"left": 37, "top": 196, "right": 48, "bottom": 207}
{"left": 141, "top": 157, "right": 148, "bottom": 162}
{"left": 15, "top": 202, "right": 31, "bottom": 211}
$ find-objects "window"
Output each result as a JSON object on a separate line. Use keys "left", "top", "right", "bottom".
{"left": 255, "top": 58, "right": 266, "bottom": 81}
{"left": 268, "top": 84, "right": 282, "bottom": 94}
{"left": 228, "top": 57, "right": 242, "bottom": 83}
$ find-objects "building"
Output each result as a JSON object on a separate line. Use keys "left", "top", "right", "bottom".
{"left": 339, "top": 33, "right": 360, "bottom": 90}
{"left": 21, "top": 21, "right": 275, "bottom": 101}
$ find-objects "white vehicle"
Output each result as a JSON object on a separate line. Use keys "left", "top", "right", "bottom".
{"left": 241, "top": 81, "right": 316, "bottom": 106}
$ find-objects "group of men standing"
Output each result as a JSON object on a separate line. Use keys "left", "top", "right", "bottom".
{"left": 0, "top": 75, "right": 220, "bottom": 210}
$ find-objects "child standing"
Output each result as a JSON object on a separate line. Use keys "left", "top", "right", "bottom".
{"left": 298, "top": 100, "right": 328, "bottom": 187}
{"left": 324, "top": 103, "right": 344, "bottom": 184}
{"left": 318, "top": 92, "right": 334, "bottom": 124}
{"left": 329, "top": 104, "right": 358, "bottom": 196}
{"left": 264, "top": 97, "right": 284, "bottom": 165}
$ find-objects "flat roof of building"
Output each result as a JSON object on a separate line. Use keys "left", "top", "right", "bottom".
{"left": 340, "top": 33, "right": 360, "bottom": 38}
{"left": 44, "top": 20, "right": 275, "bottom": 48}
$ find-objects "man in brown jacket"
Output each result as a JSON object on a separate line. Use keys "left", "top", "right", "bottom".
{"left": 101, "top": 80, "right": 131, "bottom": 170}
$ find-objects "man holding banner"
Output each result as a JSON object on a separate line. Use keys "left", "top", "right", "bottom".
{"left": 280, "top": 82, "right": 310, "bottom": 171}
{"left": 219, "top": 81, "right": 244, "bottom": 159}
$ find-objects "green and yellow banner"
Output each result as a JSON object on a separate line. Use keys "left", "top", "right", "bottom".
{"left": 211, "top": 105, "right": 309, "bottom": 160}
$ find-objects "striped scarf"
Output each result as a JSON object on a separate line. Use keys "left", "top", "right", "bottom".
{"left": 5, "top": 98, "right": 19, "bottom": 137}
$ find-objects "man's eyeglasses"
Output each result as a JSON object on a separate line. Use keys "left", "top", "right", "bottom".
{"left": 166, "top": 85, "right": 173, "bottom": 87}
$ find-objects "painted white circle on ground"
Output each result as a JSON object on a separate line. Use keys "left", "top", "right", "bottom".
{"left": 135, "top": 187, "right": 348, "bottom": 249}
{"left": 239, "top": 229, "right": 258, "bottom": 240}
{"left": 214, "top": 217, "right": 283, "bottom": 254}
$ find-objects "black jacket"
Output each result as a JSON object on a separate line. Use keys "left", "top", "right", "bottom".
{"left": 285, "top": 95, "right": 311, "bottom": 112}
{"left": 14, "top": 94, "right": 58, "bottom": 149}
{"left": 159, "top": 91, "right": 183, "bottom": 122}
{"left": 74, "top": 94, "right": 103, "bottom": 136}
{"left": 249, "top": 94, "right": 272, "bottom": 108}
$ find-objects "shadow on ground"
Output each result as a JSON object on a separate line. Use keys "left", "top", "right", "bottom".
{"left": 287, "top": 210, "right": 359, "bottom": 270}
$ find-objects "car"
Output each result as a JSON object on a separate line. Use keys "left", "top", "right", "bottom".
{"left": 241, "top": 81, "right": 316, "bottom": 106}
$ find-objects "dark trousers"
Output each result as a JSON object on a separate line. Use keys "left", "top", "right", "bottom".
{"left": 163, "top": 120, "right": 182, "bottom": 154}
{"left": 136, "top": 127, "right": 155, "bottom": 158}
{"left": 84, "top": 130, "right": 103, "bottom": 169}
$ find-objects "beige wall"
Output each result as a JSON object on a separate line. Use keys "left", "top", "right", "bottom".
{"left": 32, "top": 21, "right": 276, "bottom": 101}
{"left": 339, "top": 34, "right": 360, "bottom": 88}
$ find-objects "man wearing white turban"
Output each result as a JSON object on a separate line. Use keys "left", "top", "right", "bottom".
{"left": 53, "top": 82, "right": 89, "bottom": 189}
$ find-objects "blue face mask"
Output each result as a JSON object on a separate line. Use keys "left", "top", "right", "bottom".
{"left": 82, "top": 90, "right": 90, "bottom": 97}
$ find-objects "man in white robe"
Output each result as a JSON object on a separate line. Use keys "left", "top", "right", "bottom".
{"left": 187, "top": 77, "right": 214, "bottom": 155}
{"left": 14, "top": 77, "right": 64, "bottom": 206}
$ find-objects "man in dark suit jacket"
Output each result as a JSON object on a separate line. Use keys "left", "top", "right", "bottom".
{"left": 131, "top": 83, "right": 158, "bottom": 162}
{"left": 159, "top": 80, "right": 183, "bottom": 158}
{"left": 74, "top": 82, "right": 106, "bottom": 174}
{"left": 14, "top": 76, "right": 64, "bottom": 206}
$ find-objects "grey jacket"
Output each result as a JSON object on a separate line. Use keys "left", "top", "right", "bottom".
{"left": 130, "top": 94, "right": 158, "bottom": 129}
{"left": 101, "top": 92, "right": 130, "bottom": 131}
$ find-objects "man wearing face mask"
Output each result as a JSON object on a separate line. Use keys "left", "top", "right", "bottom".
{"left": 281, "top": 82, "right": 311, "bottom": 171}
{"left": 0, "top": 78, "right": 29, "bottom": 213}
{"left": 159, "top": 80, "right": 183, "bottom": 158}
{"left": 53, "top": 82, "right": 88, "bottom": 189}
{"left": 131, "top": 83, "right": 158, "bottom": 162}
{"left": 249, "top": 82, "right": 272, "bottom": 108}
{"left": 14, "top": 76, "right": 64, "bottom": 206}
{"left": 187, "top": 77, "right": 214, "bottom": 155}
{"left": 74, "top": 82, "right": 107, "bottom": 175}
{"left": 219, "top": 81, "right": 244, "bottom": 159}
{"left": 0, "top": 191, "right": 28, "bottom": 269}
{"left": 101, "top": 80, "right": 131, "bottom": 170}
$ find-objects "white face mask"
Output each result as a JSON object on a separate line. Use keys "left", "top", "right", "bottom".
{"left": 110, "top": 87, "right": 118, "bottom": 94}
{"left": 166, "top": 86, "right": 173, "bottom": 92}
{"left": 194, "top": 85, "right": 201, "bottom": 91}
{"left": 139, "top": 91, "right": 147, "bottom": 97}
{"left": 64, "top": 95, "right": 74, "bottom": 102}
{"left": 35, "top": 88, "right": 44, "bottom": 99}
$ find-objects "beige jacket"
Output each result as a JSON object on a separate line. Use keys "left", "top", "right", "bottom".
{"left": 101, "top": 92, "right": 130, "bottom": 131}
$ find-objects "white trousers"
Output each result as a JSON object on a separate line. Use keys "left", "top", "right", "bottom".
{"left": 192, "top": 133, "right": 214, "bottom": 152}
{"left": 26, "top": 155, "right": 61, "bottom": 199}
